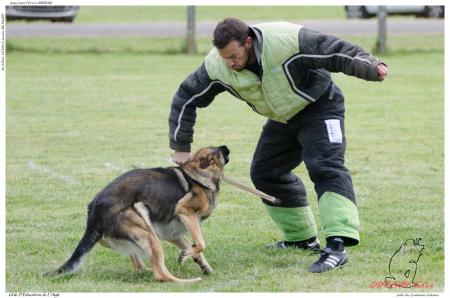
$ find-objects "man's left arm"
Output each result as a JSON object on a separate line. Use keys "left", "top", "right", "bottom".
{"left": 297, "top": 27, "right": 388, "bottom": 81}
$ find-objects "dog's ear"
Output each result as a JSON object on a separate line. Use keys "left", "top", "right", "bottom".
{"left": 199, "top": 156, "right": 210, "bottom": 169}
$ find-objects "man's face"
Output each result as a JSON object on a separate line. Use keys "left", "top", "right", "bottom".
{"left": 217, "top": 37, "right": 252, "bottom": 71}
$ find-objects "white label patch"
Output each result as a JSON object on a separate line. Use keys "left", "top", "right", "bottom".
{"left": 325, "top": 119, "right": 343, "bottom": 143}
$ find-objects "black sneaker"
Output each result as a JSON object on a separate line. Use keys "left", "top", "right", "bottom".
{"left": 308, "top": 247, "right": 348, "bottom": 273}
{"left": 266, "top": 238, "right": 320, "bottom": 251}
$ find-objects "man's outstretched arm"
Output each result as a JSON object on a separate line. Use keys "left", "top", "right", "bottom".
{"left": 296, "top": 27, "right": 388, "bottom": 81}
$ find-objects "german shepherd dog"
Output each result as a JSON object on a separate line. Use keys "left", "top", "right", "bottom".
{"left": 49, "top": 146, "right": 230, "bottom": 283}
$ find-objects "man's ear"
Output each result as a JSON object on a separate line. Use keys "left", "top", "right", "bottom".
{"left": 245, "top": 36, "right": 253, "bottom": 47}
{"left": 199, "top": 156, "right": 210, "bottom": 169}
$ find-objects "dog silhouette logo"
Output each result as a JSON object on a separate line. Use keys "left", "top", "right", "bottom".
{"left": 385, "top": 238, "right": 424, "bottom": 288}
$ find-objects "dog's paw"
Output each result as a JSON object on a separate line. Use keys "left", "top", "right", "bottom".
{"left": 192, "top": 256, "right": 213, "bottom": 275}
{"left": 200, "top": 265, "right": 213, "bottom": 275}
{"left": 178, "top": 251, "right": 188, "bottom": 264}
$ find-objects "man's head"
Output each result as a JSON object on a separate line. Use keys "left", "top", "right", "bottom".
{"left": 213, "top": 18, "right": 253, "bottom": 71}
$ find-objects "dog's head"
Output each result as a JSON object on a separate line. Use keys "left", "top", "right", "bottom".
{"left": 182, "top": 146, "right": 230, "bottom": 190}
{"left": 192, "top": 145, "right": 230, "bottom": 170}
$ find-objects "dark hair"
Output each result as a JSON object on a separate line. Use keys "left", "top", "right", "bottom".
{"left": 213, "top": 18, "right": 250, "bottom": 49}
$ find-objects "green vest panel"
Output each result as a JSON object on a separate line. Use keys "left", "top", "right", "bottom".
{"left": 205, "top": 22, "right": 311, "bottom": 123}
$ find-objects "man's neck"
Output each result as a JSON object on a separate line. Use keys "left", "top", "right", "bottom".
{"left": 247, "top": 45, "right": 256, "bottom": 66}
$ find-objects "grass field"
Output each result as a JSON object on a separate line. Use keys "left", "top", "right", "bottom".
{"left": 5, "top": 33, "right": 444, "bottom": 292}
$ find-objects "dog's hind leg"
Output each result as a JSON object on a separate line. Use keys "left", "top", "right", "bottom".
{"left": 132, "top": 203, "right": 201, "bottom": 283}
{"left": 169, "top": 237, "right": 213, "bottom": 275}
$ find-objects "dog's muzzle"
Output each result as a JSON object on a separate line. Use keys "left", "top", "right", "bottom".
{"left": 218, "top": 145, "right": 230, "bottom": 164}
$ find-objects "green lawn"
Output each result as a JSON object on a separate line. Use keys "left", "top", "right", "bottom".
{"left": 5, "top": 33, "right": 444, "bottom": 292}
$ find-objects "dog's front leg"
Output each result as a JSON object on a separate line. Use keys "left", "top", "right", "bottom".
{"left": 169, "top": 237, "right": 213, "bottom": 275}
{"left": 168, "top": 237, "right": 191, "bottom": 264}
{"left": 193, "top": 253, "right": 213, "bottom": 275}
{"left": 176, "top": 213, "right": 206, "bottom": 258}
{"left": 178, "top": 213, "right": 205, "bottom": 255}
{"left": 130, "top": 255, "right": 149, "bottom": 272}
{"left": 175, "top": 192, "right": 209, "bottom": 262}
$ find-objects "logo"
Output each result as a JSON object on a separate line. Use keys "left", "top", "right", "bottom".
{"left": 369, "top": 238, "right": 433, "bottom": 289}
{"left": 325, "top": 119, "right": 343, "bottom": 143}
{"left": 386, "top": 238, "right": 424, "bottom": 287}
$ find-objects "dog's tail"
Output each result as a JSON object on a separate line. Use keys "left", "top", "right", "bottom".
{"left": 48, "top": 226, "right": 101, "bottom": 276}
{"left": 48, "top": 205, "right": 102, "bottom": 276}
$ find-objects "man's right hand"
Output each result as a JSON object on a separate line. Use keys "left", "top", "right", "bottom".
{"left": 171, "top": 151, "right": 191, "bottom": 165}
{"left": 377, "top": 63, "right": 388, "bottom": 81}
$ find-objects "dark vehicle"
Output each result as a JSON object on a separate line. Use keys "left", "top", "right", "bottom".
{"left": 6, "top": 6, "right": 80, "bottom": 22}
{"left": 345, "top": 5, "right": 444, "bottom": 19}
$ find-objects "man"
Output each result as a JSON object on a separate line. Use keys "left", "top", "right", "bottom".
{"left": 168, "top": 18, "right": 388, "bottom": 273}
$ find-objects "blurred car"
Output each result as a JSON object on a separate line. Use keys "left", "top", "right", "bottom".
{"left": 6, "top": 6, "right": 80, "bottom": 22}
{"left": 345, "top": 6, "right": 444, "bottom": 19}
